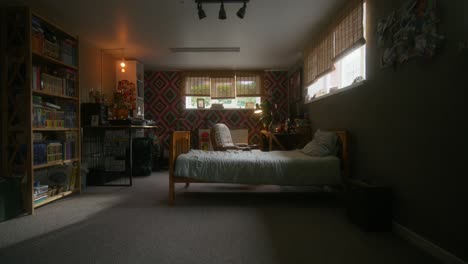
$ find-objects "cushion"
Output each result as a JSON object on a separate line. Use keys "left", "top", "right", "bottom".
{"left": 212, "top": 123, "right": 235, "bottom": 148}
{"left": 302, "top": 130, "right": 338, "bottom": 157}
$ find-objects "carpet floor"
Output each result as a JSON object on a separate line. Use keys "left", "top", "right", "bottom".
{"left": 0, "top": 171, "right": 439, "bottom": 264}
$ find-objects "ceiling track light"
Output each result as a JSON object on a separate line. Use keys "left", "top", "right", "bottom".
{"left": 194, "top": 0, "right": 249, "bottom": 20}
{"left": 219, "top": 0, "right": 226, "bottom": 20}
{"left": 197, "top": 2, "right": 206, "bottom": 19}
{"left": 237, "top": 0, "right": 247, "bottom": 19}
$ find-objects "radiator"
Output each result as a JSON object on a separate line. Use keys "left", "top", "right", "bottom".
{"left": 198, "top": 128, "right": 249, "bottom": 150}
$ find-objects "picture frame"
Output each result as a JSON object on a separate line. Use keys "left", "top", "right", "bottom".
{"left": 197, "top": 98, "right": 205, "bottom": 109}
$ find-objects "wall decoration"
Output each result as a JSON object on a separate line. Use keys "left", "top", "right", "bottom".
{"left": 288, "top": 68, "right": 302, "bottom": 118}
{"left": 377, "top": 0, "right": 444, "bottom": 68}
{"left": 144, "top": 71, "right": 288, "bottom": 151}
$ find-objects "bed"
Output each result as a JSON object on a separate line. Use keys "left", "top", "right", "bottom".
{"left": 169, "top": 130, "right": 349, "bottom": 204}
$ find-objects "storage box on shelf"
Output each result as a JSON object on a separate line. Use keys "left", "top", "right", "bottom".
{"left": 1, "top": 7, "right": 81, "bottom": 214}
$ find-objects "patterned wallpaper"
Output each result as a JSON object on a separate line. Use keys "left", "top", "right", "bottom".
{"left": 144, "top": 71, "right": 288, "bottom": 150}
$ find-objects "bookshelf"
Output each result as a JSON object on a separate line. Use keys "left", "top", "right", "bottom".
{"left": 1, "top": 7, "right": 81, "bottom": 214}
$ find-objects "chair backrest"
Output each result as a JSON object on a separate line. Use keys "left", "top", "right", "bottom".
{"left": 210, "top": 123, "right": 235, "bottom": 150}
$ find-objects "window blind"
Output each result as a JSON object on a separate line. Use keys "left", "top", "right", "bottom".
{"left": 235, "top": 72, "right": 263, "bottom": 97}
{"left": 304, "top": 49, "right": 317, "bottom": 87}
{"left": 303, "top": 0, "right": 366, "bottom": 86}
{"left": 183, "top": 73, "right": 211, "bottom": 96}
{"left": 334, "top": 0, "right": 366, "bottom": 60}
{"left": 316, "top": 32, "right": 334, "bottom": 79}
{"left": 210, "top": 72, "right": 235, "bottom": 99}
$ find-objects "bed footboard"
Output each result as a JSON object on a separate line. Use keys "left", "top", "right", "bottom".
{"left": 169, "top": 131, "right": 191, "bottom": 205}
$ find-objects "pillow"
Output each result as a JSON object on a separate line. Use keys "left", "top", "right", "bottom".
{"left": 302, "top": 130, "right": 338, "bottom": 157}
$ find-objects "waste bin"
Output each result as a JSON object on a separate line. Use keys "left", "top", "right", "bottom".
{"left": 346, "top": 179, "right": 393, "bottom": 231}
{"left": 132, "top": 137, "right": 153, "bottom": 176}
{"left": 0, "top": 177, "right": 23, "bottom": 222}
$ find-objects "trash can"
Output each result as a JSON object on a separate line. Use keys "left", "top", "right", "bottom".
{"left": 346, "top": 179, "right": 393, "bottom": 231}
{"left": 0, "top": 177, "right": 23, "bottom": 222}
{"left": 132, "top": 137, "right": 153, "bottom": 176}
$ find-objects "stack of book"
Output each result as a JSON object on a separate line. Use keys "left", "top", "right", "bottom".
{"left": 34, "top": 185, "right": 49, "bottom": 204}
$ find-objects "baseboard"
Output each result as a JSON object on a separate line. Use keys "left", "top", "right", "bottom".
{"left": 392, "top": 221, "right": 467, "bottom": 264}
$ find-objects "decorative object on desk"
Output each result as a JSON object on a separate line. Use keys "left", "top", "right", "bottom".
{"left": 111, "top": 107, "right": 129, "bottom": 120}
{"left": 91, "top": 115, "right": 99, "bottom": 126}
{"left": 245, "top": 102, "right": 255, "bottom": 109}
{"left": 116, "top": 80, "right": 136, "bottom": 110}
{"left": 89, "top": 90, "right": 104, "bottom": 103}
{"left": 377, "top": 0, "right": 444, "bottom": 68}
{"left": 197, "top": 98, "right": 205, "bottom": 109}
{"left": 210, "top": 103, "right": 224, "bottom": 109}
{"left": 253, "top": 103, "right": 262, "bottom": 114}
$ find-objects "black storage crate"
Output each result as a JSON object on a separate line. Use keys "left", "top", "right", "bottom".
{"left": 346, "top": 180, "right": 393, "bottom": 231}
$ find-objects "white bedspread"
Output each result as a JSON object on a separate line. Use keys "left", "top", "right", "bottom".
{"left": 174, "top": 149, "right": 341, "bottom": 185}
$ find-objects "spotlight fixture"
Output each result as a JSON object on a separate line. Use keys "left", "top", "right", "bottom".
{"left": 197, "top": 2, "right": 206, "bottom": 19}
{"left": 219, "top": 0, "right": 226, "bottom": 20}
{"left": 236, "top": 0, "right": 247, "bottom": 19}
{"left": 194, "top": 0, "right": 250, "bottom": 20}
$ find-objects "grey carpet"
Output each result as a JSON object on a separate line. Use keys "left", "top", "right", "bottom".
{"left": 0, "top": 171, "right": 439, "bottom": 264}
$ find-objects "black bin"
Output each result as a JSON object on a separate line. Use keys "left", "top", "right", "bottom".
{"left": 346, "top": 181, "right": 393, "bottom": 231}
{"left": 132, "top": 137, "right": 153, "bottom": 176}
{"left": 0, "top": 177, "right": 23, "bottom": 222}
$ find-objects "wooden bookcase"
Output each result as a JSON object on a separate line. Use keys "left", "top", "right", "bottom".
{"left": 1, "top": 7, "right": 80, "bottom": 214}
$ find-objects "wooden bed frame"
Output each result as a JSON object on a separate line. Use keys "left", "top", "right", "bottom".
{"left": 168, "top": 130, "right": 350, "bottom": 205}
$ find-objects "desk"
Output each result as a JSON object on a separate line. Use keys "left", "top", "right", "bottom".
{"left": 261, "top": 129, "right": 312, "bottom": 151}
{"left": 82, "top": 125, "right": 158, "bottom": 186}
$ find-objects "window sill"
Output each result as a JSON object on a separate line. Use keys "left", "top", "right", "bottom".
{"left": 185, "top": 108, "right": 255, "bottom": 111}
{"left": 305, "top": 80, "right": 366, "bottom": 104}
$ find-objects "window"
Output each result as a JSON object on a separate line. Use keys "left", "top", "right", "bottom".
{"left": 304, "top": 0, "right": 366, "bottom": 102}
{"left": 306, "top": 45, "right": 366, "bottom": 100}
{"left": 184, "top": 72, "right": 262, "bottom": 109}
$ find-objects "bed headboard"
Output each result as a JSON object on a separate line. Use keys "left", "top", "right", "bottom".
{"left": 334, "top": 130, "right": 350, "bottom": 179}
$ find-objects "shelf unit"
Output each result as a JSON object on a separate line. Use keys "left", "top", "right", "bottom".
{"left": 1, "top": 7, "right": 81, "bottom": 214}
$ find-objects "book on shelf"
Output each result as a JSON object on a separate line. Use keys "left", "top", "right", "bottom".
{"left": 43, "top": 101, "right": 61, "bottom": 110}
{"left": 34, "top": 184, "right": 49, "bottom": 195}
{"left": 34, "top": 195, "right": 49, "bottom": 204}
{"left": 34, "top": 193, "right": 48, "bottom": 200}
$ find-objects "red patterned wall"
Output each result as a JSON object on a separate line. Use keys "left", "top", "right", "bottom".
{"left": 144, "top": 71, "right": 288, "bottom": 150}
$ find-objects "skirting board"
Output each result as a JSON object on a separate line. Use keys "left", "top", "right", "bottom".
{"left": 392, "top": 221, "right": 467, "bottom": 264}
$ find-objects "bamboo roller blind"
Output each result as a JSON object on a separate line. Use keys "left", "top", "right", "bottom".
{"left": 304, "top": 0, "right": 365, "bottom": 87}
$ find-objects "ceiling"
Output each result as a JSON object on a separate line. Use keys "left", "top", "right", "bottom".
{"left": 3, "top": 0, "right": 346, "bottom": 70}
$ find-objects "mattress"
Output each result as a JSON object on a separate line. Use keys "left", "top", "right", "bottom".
{"left": 174, "top": 149, "right": 341, "bottom": 185}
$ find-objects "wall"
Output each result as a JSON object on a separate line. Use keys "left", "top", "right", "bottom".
{"left": 305, "top": 0, "right": 468, "bottom": 261}
{"left": 79, "top": 40, "right": 116, "bottom": 103}
{"left": 144, "top": 71, "right": 288, "bottom": 150}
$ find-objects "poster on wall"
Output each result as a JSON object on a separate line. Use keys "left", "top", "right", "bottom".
{"left": 289, "top": 70, "right": 301, "bottom": 102}
{"left": 288, "top": 69, "right": 302, "bottom": 117}
{"left": 377, "top": 0, "right": 444, "bottom": 68}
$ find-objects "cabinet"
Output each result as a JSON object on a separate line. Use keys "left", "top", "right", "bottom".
{"left": 1, "top": 7, "right": 80, "bottom": 214}
{"left": 115, "top": 60, "right": 144, "bottom": 118}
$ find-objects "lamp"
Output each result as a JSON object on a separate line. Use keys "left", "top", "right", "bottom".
{"left": 236, "top": 0, "right": 247, "bottom": 19}
{"left": 219, "top": 0, "right": 226, "bottom": 20}
{"left": 120, "top": 49, "right": 126, "bottom": 73}
{"left": 197, "top": 2, "right": 206, "bottom": 19}
{"left": 254, "top": 103, "right": 262, "bottom": 114}
{"left": 194, "top": 0, "right": 249, "bottom": 20}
